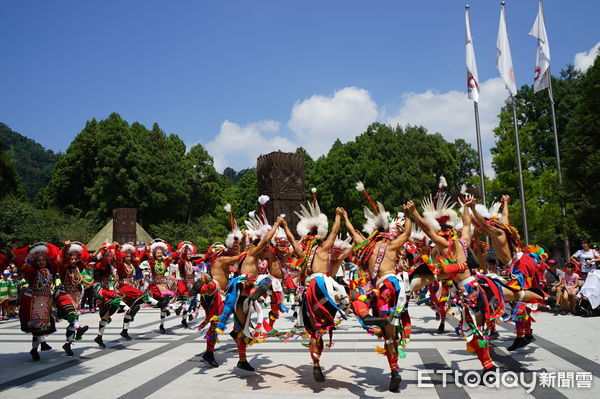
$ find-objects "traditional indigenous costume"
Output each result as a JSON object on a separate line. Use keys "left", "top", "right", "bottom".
{"left": 485, "top": 217, "right": 546, "bottom": 350}
{"left": 174, "top": 241, "right": 198, "bottom": 328}
{"left": 215, "top": 207, "right": 274, "bottom": 346}
{"left": 349, "top": 197, "right": 411, "bottom": 387}
{"left": 143, "top": 239, "right": 180, "bottom": 334}
{"left": 93, "top": 243, "right": 129, "bottom": 348}
{"left": 53, "top": 242, "right": 90, "bottom": 355}
{"left": 13, "top": 243, "right": 59, "bottom": 360}
{"left": 294, "top": 200, "right": 349, "bottom": 381}
{"left": 267, "top": 226, "right": 293, "bottom": 327}
{"left": 115, "top": 242, "right": 155, "bottom": 340}
{"left": 420, "top": 190, "right": 505, "bottom": 373}
{"left": 190, "top": 271, "right": 224, "bottom": 367}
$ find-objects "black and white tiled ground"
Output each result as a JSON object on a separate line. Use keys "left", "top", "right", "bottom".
{"left": 0, "top": 302, "right": 598, "bottom": 398}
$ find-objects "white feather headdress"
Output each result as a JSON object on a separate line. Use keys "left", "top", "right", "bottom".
{"left": 410, "top": 226, "right": 426, "bottom": 241}
{"left": 458, "top": 190, "right": 502, "bottom": 221}
{"left": 421, "top": 193, "right": 459, "bottom": 232}
{"left": 487, "top": 202, "right": 502, "bottom": 220}
{"left": 333, "top": 234, "right": 353, "bottom": 250}
{"left": 295, "top": 201, "right": 328, "bottom": 238}
{"left": 362, "top": 202, "right": 390, "bottom": 234}
{"left": 244, "top": 211, "right": 272, "bottom": 241}
{"left": 226, "top": 230, "right": 243, "bottom": 248}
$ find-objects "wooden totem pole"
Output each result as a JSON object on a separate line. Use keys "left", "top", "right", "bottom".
{"left": 257, "top": 151, "right": 305, "bottom": 233}
{"left": 113, "top": 208, "right": 137, "bottom": 244}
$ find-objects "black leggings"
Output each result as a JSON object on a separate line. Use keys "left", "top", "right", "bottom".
{"left": 80, "top": 286, "right": 96, "bottom": 310}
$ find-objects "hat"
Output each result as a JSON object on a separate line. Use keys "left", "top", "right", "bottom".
{"left": 121, "top": 242, "right": 137, "bottom": 255}
{"left": 150, "top": 239, "right": 170, "bottom": 256}
{"left": 295, "top": 201, "right": 328, "bottom": 238}
{"left": 177, "top": 241, "right": 197, "bottom": 255}
{"left": 3, "top": 270, "right": 10, "bottom": 276}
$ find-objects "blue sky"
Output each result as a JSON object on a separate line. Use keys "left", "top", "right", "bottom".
{"left": 0, "top": 0, "right": 598, "bottom": 171}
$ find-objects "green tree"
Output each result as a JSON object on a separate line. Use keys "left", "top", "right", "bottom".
{"left": 563, "top": 54, "right": 600, "bottom": 240}
{"left": 489, "top": 66, "right": 584, "bottom": 247}
{"left": 0, "top": 142, "right": 25, "bottom": 200}
{"left": 0, "top": 123, "right": 60, "bottom": 199}
{"left": 0, "top": 195, "right": 99, "bottom": 244}
{"left": 222, "top": 168, "right": 258, "bottom": 221}
{"left": 307, "top": 123, "right": 477, "bottom": 224}
{"left": 40, "top": 114, "right": 222, "bottom": 228}
{"left": 185, "top": 144, "right": 224, "bottom": 224}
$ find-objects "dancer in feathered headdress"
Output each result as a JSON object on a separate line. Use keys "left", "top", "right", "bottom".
{"left": 183, "top": 206, "right": 245, "bottom": 369}
{"left": 341, "top": 191, "right": 413, "bottom": 392}
{"left": 285, "top": 201, "right": 346, "bottom": 384}
{"left": 404, "top": 177, "right": 505, "bottom": 378}
{"left": 90, "top": 241, "right": 136, "bottom": 349}
{"left": 191, "top": 201, "right": 267, "bottom": 369}
{"left": 211, "top": 202, "right": 283, "bottom": 372}
{"left": 465, "top": 195, "right": 545, "bottom": 352}
{"left": 11, "top": 242, "right": 61, "bottom": 361}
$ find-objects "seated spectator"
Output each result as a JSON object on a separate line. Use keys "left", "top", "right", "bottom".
{"left": 558, "top": 263, "right": 580, "bottom": 315}
{"left": 544, "top": 259, "right": 563, "bottom": 311}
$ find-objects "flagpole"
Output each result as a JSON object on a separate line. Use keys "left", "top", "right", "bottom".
{"left": 511, "top": 96, "right": 529, "bottom": 245}
{"left": 473, "top": 101, "right": 487, "bottom": 207}
{"left": 535, "top": 0, "right": 570, "bottom": 257}
{"left": 547, "top": 66, "right": 570, "bottom": 256}
{"left": 465, "top": 5, "right": 487, "bottom": 206}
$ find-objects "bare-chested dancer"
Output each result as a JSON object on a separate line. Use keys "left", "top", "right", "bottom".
{"left": 283, "top": 204, "right": 347, "bottom": 383}
{"left": 213, "top": 217, "right": 283, "bottom": 371}
{"left": 466, "top": 196, "right": 544, "bottom": 351}
{"left": 406, "top": 197, "right": 504, "bottom": 377}
{"left": 344, "top": 203, "right": 412, "bottom": 392}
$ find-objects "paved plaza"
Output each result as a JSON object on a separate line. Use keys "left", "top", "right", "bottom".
{"left": 0, "top": 302, "right": 598, "bottom": 398}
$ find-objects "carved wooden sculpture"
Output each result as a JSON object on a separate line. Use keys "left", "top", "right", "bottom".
{"left": 257, "top": 152, "right": 305, "bottom": 233}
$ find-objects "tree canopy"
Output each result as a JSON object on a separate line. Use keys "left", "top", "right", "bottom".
{"left": 0, "top": 142, "right": 26, "bottom": 200}
{"left": 305, "top": 123, "right": 479, "bottom": 222}
{"left": 0, "top": 123, "right": 59, "bottom": 199}
{"left": 489, "top": 61, "right": 598, "bottom": 249}
{"left": 563, "top": 56, "right": 600, "bottom": 240}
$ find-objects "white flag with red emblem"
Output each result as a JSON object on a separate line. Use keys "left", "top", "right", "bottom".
{"left": 497, "top": 3, "right": 517, "bottom": 97}
{"left": 465, "top": 6, "right": 479, "bottom": 103}
{"left": 529, "top": 0, "right": 551, "bottom": 93}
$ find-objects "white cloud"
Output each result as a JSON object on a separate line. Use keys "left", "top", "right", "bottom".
{"left": 205, "top": 120, "right": 296, "bottom": 172}
{"left": 385, "top": 77, "right": 508, "bottom": 177}
{"left": 202, "top": 82, "right": 511, "bottom": 176}
{"left": 288, "top": 87, "right": 378, "bottom": 157}
{"left": 574, "top": 41, "right": 600, "bottom": 72}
